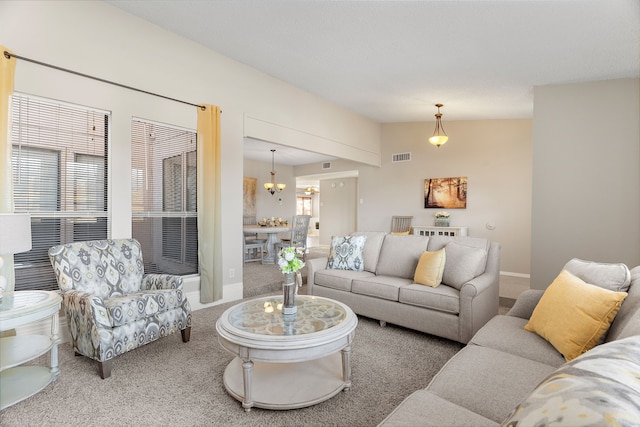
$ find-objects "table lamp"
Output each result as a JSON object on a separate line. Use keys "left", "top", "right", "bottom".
{"left": 0, "top": 213, "right": 32, "bottom": 300}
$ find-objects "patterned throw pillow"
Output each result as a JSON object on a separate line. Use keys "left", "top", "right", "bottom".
{"left": 501, "top": 335, "right": 640, "bottom": 427}
{"left": 327, "top": 235, "right": 367, "bottom": 271}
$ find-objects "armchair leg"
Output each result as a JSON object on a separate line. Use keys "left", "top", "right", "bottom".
{"left": 99, "top": 359, "right": 114, "bottom": 379}
{"left": 181, "top": 327, "right": 191, "bottom": 343}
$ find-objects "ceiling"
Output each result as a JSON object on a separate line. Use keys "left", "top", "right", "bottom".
{"left": 107, "top": 0, "right": 639, "bottom": 165}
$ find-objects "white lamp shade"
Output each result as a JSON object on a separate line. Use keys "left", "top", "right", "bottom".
{"left": 0, "top": 213, "right": 32, "bottom": 254}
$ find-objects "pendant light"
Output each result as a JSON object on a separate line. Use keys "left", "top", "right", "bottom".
{"left": 264, "top": 149, "right": 286, "bottom": 195}
{"left": 428, "top": 103, "right": 448, "bottom": 147}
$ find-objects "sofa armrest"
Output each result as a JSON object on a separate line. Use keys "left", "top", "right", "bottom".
{"left": 506, "top": 289, "right": 544, "bottom": 319}
{"left": 306, "top": 257, "right": 328, "bottom": 294}
{"left": 142, "top": 274, "right": 184, "bottom": 290}
{"left": 61, "top": 290, "right": 113, "bottom": 360}
{"left": 458, "top": 242, "right": 501, "bottom": 343}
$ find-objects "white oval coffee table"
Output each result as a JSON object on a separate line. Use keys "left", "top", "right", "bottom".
{"left": 216, "top": 295, "right": 358, "bottom": 411}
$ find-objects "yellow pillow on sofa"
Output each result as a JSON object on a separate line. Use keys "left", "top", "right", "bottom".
{"left": 390, "top": 230, "right": 410, "bottom": 235}
{"left": 413, "top": 249, "right": 446, "bottom": 287}
{"left": 524, "top": 269, "right": 627, "bottom": 361}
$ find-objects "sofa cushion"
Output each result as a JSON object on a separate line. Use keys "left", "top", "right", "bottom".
{"left": 376, "top": 234, "right": 430, "bottom": 279}
{"left": 351, "top": 275, "right": 412, "bottom": 301}
{"left": 399, "top": 283, "right": 460, "bottom": 314}
{"left": 607, "top": 265, "right": 640, "bottom": 342}
{"left": 350, "top": 231, "right": 387, "bottom": 273}
{"left": 563, "top": 257, "right": 631, "bottom": 292}
{"left": 524, "top": 270, "right": 627, "bottom": 361}
{"left": 501, "top": 335, "right": 640, "bottom": 427}
{"left": 442, "top": 241, "right": 488, "bottom": 290}
{"left": 313, "top": 269, "right": 375, "bottom": 292}
{"left": 104, "top": 289, "right": 185, "bottom": 327}
{"left": 470, "top": 315, "right": 566, "bottom": 368}
{"left": 413, "top": 249, "right": 446, "bottom": 287}
{"left": 427, "top": 235, "right": 490, "bottom": 252}
{"left": 426, "top": 345, "right": 557, "bottom": 423}
{"left": 326, "top": 235, "right": 367, "bottom": 271}
{"left": 380, "top": 390, "right": 498, "bottom": 427}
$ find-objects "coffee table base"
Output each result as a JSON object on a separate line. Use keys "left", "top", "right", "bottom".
{"left": 223, "top": 352, "right": 347, "bottom": 411}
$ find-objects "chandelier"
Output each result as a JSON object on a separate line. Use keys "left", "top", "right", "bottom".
{"left": 304, "top": 186, "right": 319, "bottom": 195}
{"left": 428, "top": 103, "right": 448, "bottom": 147}
{"left": 264, "top": 149, "right": 286, "bottom": 195}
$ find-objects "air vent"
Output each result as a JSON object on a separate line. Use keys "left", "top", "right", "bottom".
{"left": 392, "top": 152, "right": 411, "bottom": 163}
{"left": 322, "top": 162, "right": 332, "bottom": 170}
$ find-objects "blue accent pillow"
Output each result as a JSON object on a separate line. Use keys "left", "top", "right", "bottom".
{"left": 327, "top": 235, "right": 367, "bottom": 271}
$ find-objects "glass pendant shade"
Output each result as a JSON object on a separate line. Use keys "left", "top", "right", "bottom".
{"left": 429, "top": 104, "right": 448, "bottom": 147}
{"left": 429, "top": 134, "right": 448, "bottom": 146}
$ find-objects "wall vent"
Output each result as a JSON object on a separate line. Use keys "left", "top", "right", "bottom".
{"left": 392, "top": 152, "right": 411, "bottom": 163}
{"left": 322, "top": 162, "right": 332, "bottom": 170}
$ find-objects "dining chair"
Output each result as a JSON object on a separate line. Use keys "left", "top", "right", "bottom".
{"left": 243, "top": 215, "right": 266, "bottom": 245}
{"left": 276, "top": 215, "right": 311, "bottom": 259}
{"left": 390, "top": 215, "right": 413, "bottom": 234}
{"left": 243, "top": 231, "right": 265, "bottom": 263}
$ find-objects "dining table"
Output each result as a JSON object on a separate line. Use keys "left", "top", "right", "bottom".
{"left": 243, "top": 225, "right": 290, "bottom": 264}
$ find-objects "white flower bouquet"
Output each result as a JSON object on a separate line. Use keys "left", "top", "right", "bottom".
{"left": 258, "top": 217, "right": 288, "bottom": 227}
{"left": 277, "top": 246, "right": 305, "bottom": 274}
{"left": 434, "top": 211, "right": 450, "bottom": 218}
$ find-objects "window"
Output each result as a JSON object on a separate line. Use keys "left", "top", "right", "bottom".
{"left": 10, "top": 94, "right": 109, "bottom": 291}
{"left": 131, "top": 119, "right": 198, "bottom": 276}
{"left": 297, "top": 196, "right": 312, "bottom": 216}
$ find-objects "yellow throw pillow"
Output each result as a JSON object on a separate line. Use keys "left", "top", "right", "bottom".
{"left": 390, "top": 230, "right": 410, "bottom": 235}
{"left": 524, "top": 269, "right": 627, "bottom": 361}
{"left": 413, "top": 249, "right": 446, "bottom": 287}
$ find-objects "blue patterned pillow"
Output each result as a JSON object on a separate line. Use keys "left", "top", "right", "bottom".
{"left": 327, "top": 235, "right": 367, "bottom": 271}
{"left": 501, "top": 335, "right": 640, "bottom": 427}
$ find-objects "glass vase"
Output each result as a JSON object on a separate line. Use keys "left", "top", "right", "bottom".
{"left": 435, "top": 218, "right": 450, "bottom": 227}
{"left": 282, "top": 272, "right": 297, "bottom": 315}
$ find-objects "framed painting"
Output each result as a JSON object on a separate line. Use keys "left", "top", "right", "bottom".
{"left": 243, "top": 177, "right": 257, "bottom": 217}
{"left": 424, "top": 176, "right": 467, "bottom": 209}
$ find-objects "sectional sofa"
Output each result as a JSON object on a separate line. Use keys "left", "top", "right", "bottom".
{"left": 307, "top": 231, "right": 501, "bottom": 344}
{"left": 379, "top": 259, "right": 640, "bottom": 426}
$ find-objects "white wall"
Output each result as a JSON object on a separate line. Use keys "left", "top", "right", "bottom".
{"left": 319, "top": 177, "right": 358, "bottom": 244}
{"left": 532, "top": 78, "right": 640, "bottom": 289}
{"left": 1, "top": 1, "right": 380, "bottom": 303}
{"left": 296, "top": 119, "right": 533, "bottom": 275}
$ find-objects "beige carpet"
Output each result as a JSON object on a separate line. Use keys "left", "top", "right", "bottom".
{"left": 243, "top": 246, "right": 329, "bottom": 298}
{"left": 1, "top": 297, "right": 466, "bottom": 427}
{"left": 2, "top": 254, "right": 513, "bottom": 426}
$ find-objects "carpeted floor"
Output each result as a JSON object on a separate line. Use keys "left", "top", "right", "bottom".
{"left": 243, "top": 246, "right": 329, "bottom": 298}
{"left": 0, "top": 296, "right": 464, "bottom": 427}
{"left": 2, "top": 250, "right": 513, "bottom": 426}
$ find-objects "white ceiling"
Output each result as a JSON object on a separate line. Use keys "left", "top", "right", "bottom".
{"left": 107, "top": 0, "right": 639, "bottom": 165}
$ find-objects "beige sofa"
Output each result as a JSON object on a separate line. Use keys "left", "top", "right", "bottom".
{"left": 307, "top": 231, "right": 501, "bottom": 344}
{"left": 379, "top": 259, "right": 640, "bottom": 426}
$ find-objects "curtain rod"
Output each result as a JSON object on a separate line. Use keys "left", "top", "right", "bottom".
{"left": 4, "top": 51, "right": 206, "bottom": 111}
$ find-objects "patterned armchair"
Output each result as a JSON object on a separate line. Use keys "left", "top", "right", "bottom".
{"left": 48, "top": 239, "right": 192, "bottom": 379}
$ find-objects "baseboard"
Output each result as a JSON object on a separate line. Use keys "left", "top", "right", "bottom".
{"left": 500, "top": 271, "right": 530, "bottom": 279}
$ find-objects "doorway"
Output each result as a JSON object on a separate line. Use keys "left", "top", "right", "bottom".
{"left": 296, "top": 171, "right": 359, "bottom": 248}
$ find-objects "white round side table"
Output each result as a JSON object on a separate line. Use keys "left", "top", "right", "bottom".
{"left": 0, "top": 290, "right": 62, "bottom": 410}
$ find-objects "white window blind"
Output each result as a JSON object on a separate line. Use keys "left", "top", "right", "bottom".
{"left": 131, "top": 119, "right": 198, "bottom": 276}
{"left": 10, "top": 94, "right": 109, "bottom": 291}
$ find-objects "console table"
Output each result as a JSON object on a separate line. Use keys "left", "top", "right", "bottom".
{"left": 0, "top": 290, "right": 62, "bottom": 410}
{"left": 413, "top": 225, "right": 468, "bottom": 237}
